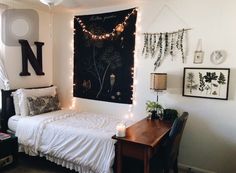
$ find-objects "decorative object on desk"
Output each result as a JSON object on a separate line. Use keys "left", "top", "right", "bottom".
{"left": 142, "top": 28, "right": 190, "bottom": 70}
{"left": 193, "top": 39, "right": 204, "bottom": 64}
{"left": 183, "top": 67, "right": 230, "bottom": 100}
{"left": 150, "top": 73, "right": 167, "bottom": 102}
{"left": 146, "top": 101, "right": 163, "bottom": 119}
{"left": 163, "top": 109, "right": 178, "bottom": 122}
{"left": 210, "top": 50, "right": 226, "bottom": 65}
{"left": 116, "top": 123, "right": 126, "bottom": 137}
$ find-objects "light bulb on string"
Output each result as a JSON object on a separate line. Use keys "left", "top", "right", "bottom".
{"left": 115, "top": 24, "right": 124, "bottom": 33}
{"left": 75, "top": 8, "right": 137, "bottom": 41}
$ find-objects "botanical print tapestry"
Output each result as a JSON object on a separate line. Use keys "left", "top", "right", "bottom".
{"left": 73, "top": 8, "right": 137, "bottom": 104}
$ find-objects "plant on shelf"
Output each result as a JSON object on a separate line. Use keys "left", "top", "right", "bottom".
{"left": 146, "top": 101, "right": 163, "bottom": 119}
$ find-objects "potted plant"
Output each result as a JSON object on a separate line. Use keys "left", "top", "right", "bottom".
{"left": 146, "top": 101, "right": 163, "bottom": 119}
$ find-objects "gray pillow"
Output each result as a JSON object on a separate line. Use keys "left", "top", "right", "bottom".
{"left": 27, "top": 95, "right": 60, "bottom": 116}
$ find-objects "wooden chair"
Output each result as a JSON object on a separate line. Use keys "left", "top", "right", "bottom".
{"left": 161, "top": 112, "right": 189, "bottom": 173}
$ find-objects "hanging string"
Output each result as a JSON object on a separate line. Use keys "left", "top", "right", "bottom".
{"left": 145, "top": 4, "right": 190, "bottom": 33}
{"left": 75, "top": 8, "right": 137, "bottom": 40}
{"left": 142, "top": 28, "right": 191, "bottom": 70}
{"left": 142, "top": 28, "right": 191, "bottom": 35}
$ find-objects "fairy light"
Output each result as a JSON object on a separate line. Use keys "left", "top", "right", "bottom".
{"left": 128, "top": 8, "right": 141, "bottom": 118}
{"left": 75, "top": 8, "right": 137, "bottom": 40}
{"left": 121, "top": 8, "right": 140, "bottom": 119}
{"left": 69, "top": 18, "right": 76, "bottom": 110}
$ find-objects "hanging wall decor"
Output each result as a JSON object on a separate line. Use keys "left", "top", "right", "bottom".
{"left": 183, "top": 67, "right": 230, "bottom": 100}
{"left": 142, "top": 28, "right": 190, "bottom": 70}
{"left": 74, "top": 8, "right": 137, "bottom": 104}
{"left": 193, "top": 39, "right": 204, "bottom": 64}
{"left": 19, "top": 39, "right": 45, "bottom": 76}
{"left": 210, "top": 50, "right": 226, "bottom": 65}
{"left": 1, "top": 9, "right": 39, "bottom": 46}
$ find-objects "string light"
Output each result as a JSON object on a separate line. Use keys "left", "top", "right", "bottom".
{"left": 128, "top": 8, "right": 141, "bottom": 118}
{"left": 75, "top": 8, "right": 137, "bottom": 40}
{"left": 69, "top": 18, "right": 76, "bottom": 110}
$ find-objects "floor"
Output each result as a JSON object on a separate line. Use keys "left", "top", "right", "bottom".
{"left": 1, "top": 154, "right": 76, "bottom": 173}
{"left": 1, "top": 154, "right": 187, "bottom": 173}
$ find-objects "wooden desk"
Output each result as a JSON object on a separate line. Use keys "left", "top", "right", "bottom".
{"left": 112, "top": 118, "right": 172, "bottom": 173}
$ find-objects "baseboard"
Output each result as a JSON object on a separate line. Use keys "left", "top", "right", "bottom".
{"left": 179, "top": 163, "right": 216, "bottom": 173}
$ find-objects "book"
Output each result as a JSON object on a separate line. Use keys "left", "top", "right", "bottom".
{"left": 0, "top": 132, "right": 11, "bottom": 140}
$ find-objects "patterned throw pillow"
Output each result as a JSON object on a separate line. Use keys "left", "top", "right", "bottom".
{"left": 17, "top": 86, "right": 57, "bottom": 116}
{"left": 27, "top": 95, "right": 60, "bottom": 116}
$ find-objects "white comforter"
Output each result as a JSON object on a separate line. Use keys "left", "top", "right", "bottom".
{"left": 16, "top": 109, "right": 130, "bottom": 173}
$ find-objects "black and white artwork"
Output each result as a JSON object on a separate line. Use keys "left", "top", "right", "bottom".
{"left": 183, "top": 68, "right": 230, "bottom": 100}
{"left": 73, "top": 9, "right": 137, "bottom": 104}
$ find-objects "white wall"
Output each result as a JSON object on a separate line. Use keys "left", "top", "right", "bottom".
{"left": 53, "top": 0, "right": 236, "bottom": 172}
{"left": 0, "top": 2, "right": 53, "bottom": 89}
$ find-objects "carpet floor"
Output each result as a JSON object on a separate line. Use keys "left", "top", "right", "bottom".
{"left": 1, "top": 153, "right": 76, "bottom": 173}
{"left": 1, "top": 153, "right": 186, "bottom": 173}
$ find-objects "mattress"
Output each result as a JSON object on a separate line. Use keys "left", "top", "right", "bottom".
{"left": 8, "top": 115, "right": 22, "bottom": 132}
{"left": 15, "top": 109, "right": 133, "bottom": 173}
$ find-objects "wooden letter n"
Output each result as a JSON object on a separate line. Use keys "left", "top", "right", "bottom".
{"left": 19, "top": 39, "right": 45, "bottom": 76}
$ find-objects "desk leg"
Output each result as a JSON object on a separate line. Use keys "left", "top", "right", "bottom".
{"left": 144, "top": 148, "right": 150, "bottom": 173}
{"left": 116, "top": 142, "right": 122, "bottom": 173}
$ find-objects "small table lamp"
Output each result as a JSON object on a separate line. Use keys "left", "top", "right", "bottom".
{"left": 150, "top": 73, "right": 167, "bottom": 102}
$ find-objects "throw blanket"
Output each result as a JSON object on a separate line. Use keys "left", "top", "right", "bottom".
{"left": 16, "top": 110, "right": 130, "bottom": 173}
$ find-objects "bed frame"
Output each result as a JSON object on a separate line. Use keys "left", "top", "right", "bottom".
{"left": 0, "top": 86, "right": 119, "bottom": 172}
{"left": 0, "top": 89, "right": 17, "bottom": 132}
{"left": 0, "top": 86, "right": 52, "bottom": 132}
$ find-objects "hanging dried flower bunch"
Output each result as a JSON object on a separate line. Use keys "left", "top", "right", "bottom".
{"left": 154, "top": 33, "right": 163, "bottom": 69}
{"left": 142, "top": 28, "right": 189, "bottom": 70}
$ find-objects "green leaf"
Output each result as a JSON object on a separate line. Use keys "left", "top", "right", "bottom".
{"left": 145, "top": 100, "right": 163, "bottom": 112}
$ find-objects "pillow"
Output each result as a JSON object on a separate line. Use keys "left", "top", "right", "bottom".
{"left": 17, "top": 86, "right": 57, "bottom": 116}
{"left": 11, "top": 91, "right": 21, "bottom": 115}
{"left": 27, "top": 95, "right": 60, "bottom": 116}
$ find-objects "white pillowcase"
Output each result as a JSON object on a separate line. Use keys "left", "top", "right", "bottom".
{"left": 16, "top": 86, "right": 57, "bottom": 116}
{"left": 11, "top": 91, "right": 21, "bottom": 115}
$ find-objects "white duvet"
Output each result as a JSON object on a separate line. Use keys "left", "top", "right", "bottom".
{"left": 16, "top": 109, "right": 130, "bottom": 173}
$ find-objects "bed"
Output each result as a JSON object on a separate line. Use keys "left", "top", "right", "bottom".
{"left": 0, "top": 87, "right": 132, "bottom": 173}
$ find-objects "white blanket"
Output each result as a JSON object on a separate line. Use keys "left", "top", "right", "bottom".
{"left": 16, "top": 109, "right": 130, "bottom": 173}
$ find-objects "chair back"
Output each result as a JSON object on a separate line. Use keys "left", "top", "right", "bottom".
{"left": 163, "top": 112, "right": 189, "bottom": 169}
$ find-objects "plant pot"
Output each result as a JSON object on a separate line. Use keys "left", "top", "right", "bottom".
{"left": 151, "top": 110, "right": 159, "bottom": 120}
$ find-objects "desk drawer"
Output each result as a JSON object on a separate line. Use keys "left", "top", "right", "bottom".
{"left": 121, "top": 142, "right": 146, "bottom": 160}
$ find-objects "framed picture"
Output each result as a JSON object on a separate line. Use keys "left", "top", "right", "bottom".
{"left": 183, "top": 68, "right": 230, "bottom": 100}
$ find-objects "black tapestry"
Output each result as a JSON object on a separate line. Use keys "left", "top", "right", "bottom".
{"left": 74, "top": 8, "right": 137, "bottom": 104}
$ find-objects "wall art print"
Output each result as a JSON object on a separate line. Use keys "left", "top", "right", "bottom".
{"left": 73, "top": 8, "right": 137, "bottom": 104}
{"left": 183, "top": 68, "right": 230, "bottom": 100}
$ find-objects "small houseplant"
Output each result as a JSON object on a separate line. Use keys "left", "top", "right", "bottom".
{"left": 146, "top": 101, "right": 163, "bottom": 119}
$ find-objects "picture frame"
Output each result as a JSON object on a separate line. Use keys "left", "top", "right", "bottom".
{"left": 183, "top": 67, "right": 230, "bottom": 100}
